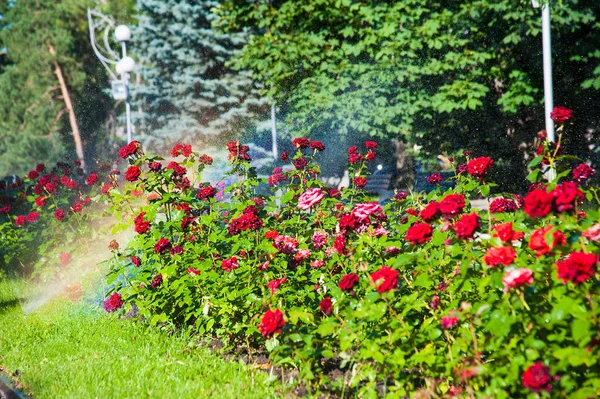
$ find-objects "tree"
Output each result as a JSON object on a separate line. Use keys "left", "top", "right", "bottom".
{"left": 216, "top": 0, "right": 600, "bottom": 191}
{"left": 0, "top": 0, "right": 134, "bottom": 176}
{"left": 133, "top": 0, "right": 267, "bottom": 153}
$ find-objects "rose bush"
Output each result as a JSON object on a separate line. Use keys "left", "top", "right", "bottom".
{"left": 102, "top": 122, "right": 599, "bottom": 398}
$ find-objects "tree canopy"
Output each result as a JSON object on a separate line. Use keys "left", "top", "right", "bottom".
{"left": 216, "top": 0, "right": 600, "bottom": 190}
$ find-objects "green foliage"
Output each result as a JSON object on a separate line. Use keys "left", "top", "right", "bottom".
{"left": 132, "top": 0, "right": 268, "bottom": 152}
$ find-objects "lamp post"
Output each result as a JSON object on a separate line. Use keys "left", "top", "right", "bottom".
{"left": 88, "top": 9, "right": 136, "bottom": 144}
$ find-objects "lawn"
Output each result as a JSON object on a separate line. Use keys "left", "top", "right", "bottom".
{"left": 0, "top": 277, "right": 281, "bottom": 399}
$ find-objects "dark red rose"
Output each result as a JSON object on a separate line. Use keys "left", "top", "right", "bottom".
{"left": 309, "top": 141, "right": 325, "bottom": 151}
{"left": 394, "top": 191, "right": 408, "bottom": 201}
{"left": 125, "top": 165, "right": 141, "bottom": 182}
{"left": 348, "top": 152, "right": 362, "bottom": 164}
{"left": 118, "top": 140, "right": 141, "bottom": 159}
{"left": 365, "top": 150, "right": 375, "bottom": 161}
{"left": 131, "top": 256, "right": 141, "bottom": 267}
{"left": 148, "top": 161, "right": 162, "bottom": 171}
{"left": 365, "top": 141, "right": 377, "bottom": 149}
{"left": 524, "top": 189, "right": 553, "bottom": 218}
{"left": 151, "top": 274, "right": 163, "bottom": 289}
{"left": 427, "top": 173, "right": 442, "bottom": 184}
{"left": 489, "top": 198, "right": 517, "bottom": 214}
{"left": 293, "top": 158, "right": 308, "bottom": 170}
{"left": 457, "top": 163, "right": 468, "bottom": 174}
{"left": 154, "top": 238, "right": 172, "bottom": 254}
{"left": 333, "top": 234, "right": 346, "bottom": 254}
{"left": 292, "top": 137, "right": 310, "bottom": 148}
{"left": 467, "top": 156, "right": 493, "bottom": 178}
{"left": 259, "top": 309, "right": 285, "bottom": 337}
{"left": 353, "top": 176, "right": 367, "bottom": 188}
{"left": 572, "top": 163, "right": 595, "bottom": 183}
{"left": 36, "top": 163, "right": 45, "bottom": 172}
{"left": 280, "top": 152, "right": 289, "bottom": 161}
{"left": 556, "top": 251, "right": 597, "bottom": 284}
{"left": 483, "top": 246, "right": 517, "bottom": 267}
{"left": 405, "top": 223, "right": 433, "bottom": 245}
{"left": 319, "top": 297, "right": 333, "bottom": 314}
{"left": 550, "top": 106, "right": 573, "bottom": 124}
{"left": 420, "top": 201, "right": 439, "bottom": 222}
{"left": 439, "top": 194, "right": 465, "bottom": 217}
{"left": 430, "top": 295, "right": 440, "bottom": 310}
{"left": 54, "top": 208, "right": 65, "bottom": 221}
{"left": 464, "top": 150, "right": 474, "bottom": 157}
{"left": 0, "top": 205, "right": 10, "bottom": 214}
{"left": 529, "top": 226, "right": 566, "bottom": 257}
{"left": 28, "top": 170, "right": 39, "bottom": 180}
{"left": 370, "top": 266, "right": 398, "bottom": 293}
{"left": 103, "top": 292, "right": 124, "bottom": 312}
{"left": 197, "top": 185, "right": 216, "bottom": 200}
{"left": 522, "top": 362, "right": 552, "bottom": 393}
{"left": 134, "top": 212, "right": 151, "bottom": 234}
{"left": 348, "top": 146, "right": 358, "bottom": 154}
{"left": 552, "top": 182, "right": 583, "bottom": 213}
{"left": 338, "top": 273, "right": 359, "bottom": 291}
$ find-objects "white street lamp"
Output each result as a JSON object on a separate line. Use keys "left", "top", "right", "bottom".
{"left": 88, "top": 9, "right": 136, "bottom": 144}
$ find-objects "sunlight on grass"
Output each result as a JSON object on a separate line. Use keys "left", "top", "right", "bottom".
{"left": 0, "top": 278, "right": 279, "bottom": 399}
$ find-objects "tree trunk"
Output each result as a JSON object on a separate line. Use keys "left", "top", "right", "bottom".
{"left": 48, "top": 44, "right": 85, "bottom": 171}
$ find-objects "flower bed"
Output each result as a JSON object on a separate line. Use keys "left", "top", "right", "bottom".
{"left": 102, "top": 114, "right": 599, "bottom": 397}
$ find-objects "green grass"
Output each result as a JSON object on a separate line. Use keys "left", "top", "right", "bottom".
{"left": 0, "top": 277, "right": 281, "bottom": 398}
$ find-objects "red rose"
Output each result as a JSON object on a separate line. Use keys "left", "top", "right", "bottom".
{"left": 86, "top": 173, "right": 98, "bottom": 185}
{"left": 103, "top": 292, "right": 124, "bottom": 312}
{"left": 339, "top": 273, "right": 359, "bottom": 291}
{"left": 453, "top": 213, "right": 480, "bottom": 239}
{"left": 552, "top": 182, "right": 583, "bottom": 212}
{"left": 529, "top": 226, "right": 565, "bottom": 257}
{"left": 502, "top": 268, "right": 534, "bottom": 292}
{"left": 334, "top": 234, "right": 346, "bottom": 254}
{"left": 427, "top": 173, "right": 442, "bottom": 184}
{"left": 259, "top": 309, "right": 285, "bottom": 337}
{"left": 365, "top": 141, "right": 378, "bottom": 149}
{"left": 550, "top": 106, "right": 573, "bottom": 124}
{"left": 309, "top": 141, "right": 325, "bottom": 151}
{"left": 556, "top": 252, "right": 597, "bottom": 284}
{"left": 489, "top": 198, "right": 517, "bottom": 213}
{"left": 125, "top": 165, "right": 141, "bottom": 182}
{"left": 221, "top": 256, "right": 239, "bottom": 271}
{"left": 171, "top": 143, "right": 192, "bottom": 157}
{"left": 166, "top": 161, "right": 187, "bottom": 176}
{"left": 420, "top": 201, "right": 439, "bottom": 222}
{"left": 134, "top": 212, "right": 151, "bottom": 234}
{"left": 150, "top": 274, "right": 163, "bottom": 289}
{"left": 280, "top": 152, "right": 289, "bottom": 161}
{"left": 36, "top": 163, "right": 45, "bottom": 172}
{"left": 197, "top": 185, "right": 216, "bottom": 200}
{"left": 267, "top": 277, "right": 287, "bottom": 294}
{"left": 59, "top": 252, "right": 70, "bottom": 265}
{"left": 572, "top": 163, "right": 595, "bottom": 183}
{"left": 15, "top": 215, "right": 26, "bottom": 226}
{"left": 28, "top": 170, "right": 39, "bottom": 180}
{"left": 439, "top": 194, "right": 465, "bottom": 217}
{"left": 54, "top": 208, "right": 65, "bottom": 221}
{"left": 319, "top": 297, "right": 333, "bottom": 314}
{"left": 522, "top": 362, "right": 552, "bottom": 393}
{"left": 370, "top": 266, "right": 398, "bottom": 293}
{"left": 524, "top": 189, "right": 553, "bottom": 218}
{"left": 0, "top": 205, "right": 10, "bottom": 214}
{"left": 348, "top": 152, "right": 362, "bottom": 164}
{"left": 131, "top": 256, "right": 141, "bottom": 267}
{"left": 118, "top": 140, "right": 141, "bottom": 159}
{"left": 493, "top": 222, "right": 524, "bottom": 243}
{"left": 405, "top": 223, "right": 433, "bottom": 245}
{"left": 293, "top": 158, "right": 308, "bottom": 170}
{"left": 467, "top": 156, "right": 493, "bottom": 178}
{"left": 292, "top": 137, "right": 310, "bottom": 148}
{"left": 154, "top": 238, "right": 172, "bottom": 254}
{"left": 483, "top": 246, "right": 517, "bottom": 267}
{"left": 26, "top": 211, "right": 40, "bottom": 223}
{"left": 353, "top": 176, "right": 367, "bottom": 188}
{"left": 35, "top": 196, "right": 47, "bottom": 207}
